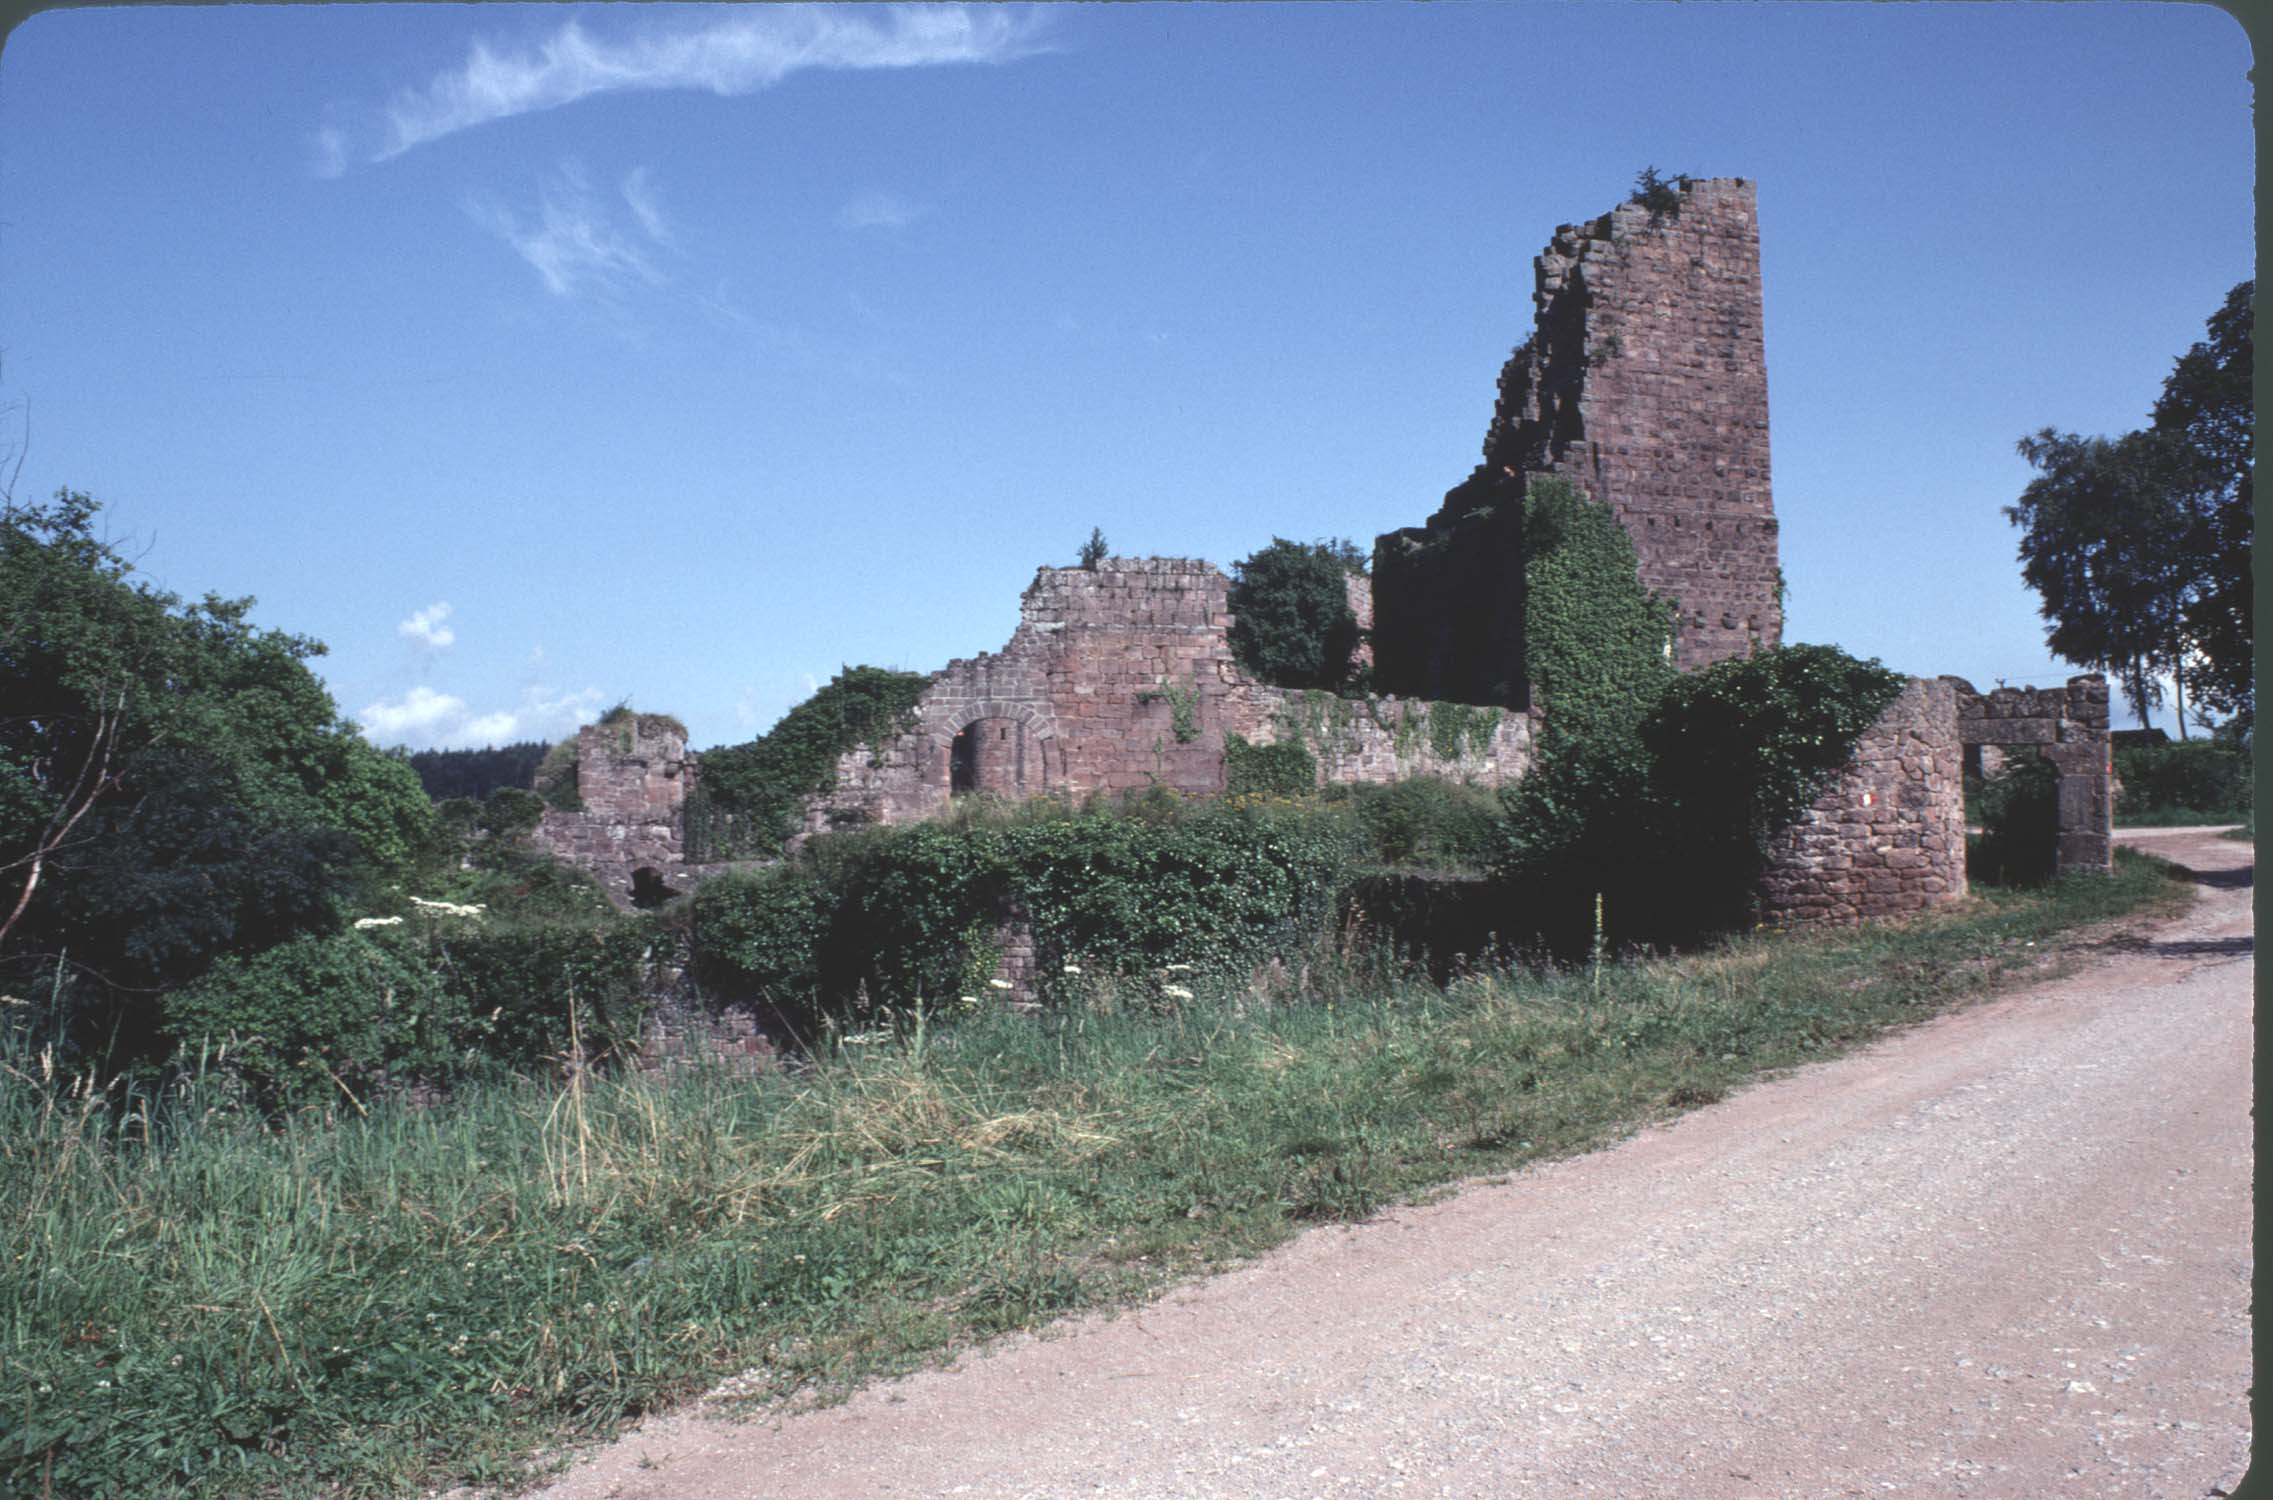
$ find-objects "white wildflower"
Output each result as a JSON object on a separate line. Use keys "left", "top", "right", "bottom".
{"left": 1163, "top": 963, "right": 1194, "bottom": 973}
{"left": 959, "top": 996, "right": 980, "bottom": 1006}
{"left": 988, "top": 978, "right": 1015, "bottom": 990}
{"left": 353, "top": 916, "right": 405, "bottom": 930}
{"left": 408, "top": 897, "right": 486, "bottom": 919}
{"left": 1162, "top": 985, "right": 1195, "bottom": 1001}
{"left": 1061, "top": 965, "right": 1083, "bottom": 976}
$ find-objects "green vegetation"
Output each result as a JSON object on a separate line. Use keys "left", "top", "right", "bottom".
{"left": 1078, "top": 527, "right": 1108, "bottom": 570}
{"left": 2113, "top": 738, "right": 2253, "bottom": 825}
{"left": 1967, "top": 755, "right": 2059, "bottom": 887}
{"left": 1226, "top": 538, "right": 1364, "bottom": 690}
{"left": 533, "top": 737, "right": 582, "bottom": 812}
{"left": 690, "top": 798, "right": 1362, "bottom": 1031}
{"left": 406, "top": 741, "right": 549, "bottom": 803}
{"left": 1501, "top": 643, "right": 1906, "bottom": 950}
{"left": 2008, "top": 279, "right": 2253, "bottom": 734}
{"left": 2, "top": 849, "right": 2185, "bottom": 1497}
{"left": 1519, "top": 475, "right": 1677, "bottom": 749}
{"left": 0, "top": 492, "right": 434, "bottom": 1068}
{"left": 1222, "top": 733, "right": 1316, "bottom": 797}
{"left": 687, "top": 666, "right": 932, "bottom": 860}
{"left": 1629, "top": 165, "right": 1694, "bottom": 222}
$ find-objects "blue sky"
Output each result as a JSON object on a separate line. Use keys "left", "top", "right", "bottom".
{"left": 0, "top": 3, "right": 2253, "bottom": 749}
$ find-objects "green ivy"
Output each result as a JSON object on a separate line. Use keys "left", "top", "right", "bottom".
{"left": 533, "top": 739, "right": 582, "bottom": 812}
{"left": 689, "top": 666, "right": 931, "bottom": 860}
{"left": 1137, "top": 677, "right": 1202, "bottom": 743}
{"left": 1224, "top": 733, "right": 1317, "bottom": 796}
{"left": 1520, "top": 475, "right": 1677, "bottom": 751}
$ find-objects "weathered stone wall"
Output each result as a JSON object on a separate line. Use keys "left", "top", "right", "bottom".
{"left": 1374, "top": 176, "right": 1781, "bottom": 699}
{"left": 801, "top": 559, "right": 1529, "bottom": 835}
{"left": 1758, "top": 678, "right": 1969, "bottom": 926}
{"left": 1950, "top": 674, "right": 2113, "bottom": 875}
{"left": 531, "top": 718, "right": 714, "bottom": 907}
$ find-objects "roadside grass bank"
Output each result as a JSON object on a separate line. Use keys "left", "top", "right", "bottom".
{"left": 3, "top": 852, "right": 2187, "bottom": 1498}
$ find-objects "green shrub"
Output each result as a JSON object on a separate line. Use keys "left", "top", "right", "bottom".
{"left": 1969, "top": 755, "right": 2060, "bottom": 886}
{"left": 1224, "top": 733, "right": 1317, "bottom": 796}
{"left": 1227, "top": 538, "right": 1362, "bottom": 689}
{"left": 1079, "top": 527, "right": 1108, "bottom": 570}
{"left": 429, "top": 922, "right": 657, "bottom": 1070}
{"left": 479, "top": 786, "right": 546, "bottom": 839}
{"left": 689, "top": 868, "right": 832, "bottom": 1027}
{"left": 534, "top": 738, "right": 582, "bottom": 811}
{"left": 1346, "top": 778, "right": 1503, "bottom": 871}
{"left": 163, "top": 933, "right": 457, "bottom": 1110}
{"left": 2113, "top": 739, "right": 2252, "bottom": 823}
{"left": 690, "top": 666, "right": 932, "bottom": 859}
{"left": 1498, "top": 643, "right": 1904, "bottom": 949}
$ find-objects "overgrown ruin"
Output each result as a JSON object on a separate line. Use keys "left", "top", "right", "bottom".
{"left": 533, "top": 176, "right": 2109, "bottom": 931}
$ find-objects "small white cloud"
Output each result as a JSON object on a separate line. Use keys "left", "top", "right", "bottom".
{"left": 357, "top": 684, "right": 605, "bottom": 751}
{"left": 621, "top": 166, "right": 673, "bottom": 246}
{"left": 838, "top": 190, "right": 922, "bottom": 231}
{"left": 311, "top": 125, "right": 349, "bottom": 180}
{"left": 332, "top": 6, "right": 1050, "bottom": 169}
{"left": 470, "top": 160, "right": 663, "bottom": 301}
{"left": 357, "top": 685, "right": 467, "bottom": 739}
{"left": 398, "top": 601, "right": 456, "bottom": 649}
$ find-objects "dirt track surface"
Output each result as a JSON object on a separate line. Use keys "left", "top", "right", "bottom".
{"left": 528, "top": 830, "right": 2253, "bottom": 1500}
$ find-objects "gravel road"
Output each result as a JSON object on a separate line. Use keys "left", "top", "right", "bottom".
{"left": 528, "top": 828, "right": 2253, "bottom": 1499}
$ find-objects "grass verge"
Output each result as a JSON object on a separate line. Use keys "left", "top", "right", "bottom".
{"left": 2, "top": 852, "right": 2189, "bottom": 1498}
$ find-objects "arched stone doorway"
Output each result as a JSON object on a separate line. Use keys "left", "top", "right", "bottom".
{"left": 951, "top": 716, "right": 1028, "bottom": 797}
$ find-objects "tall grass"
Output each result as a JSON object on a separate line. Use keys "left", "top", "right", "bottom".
{"left": 2, "top": 853, "right": 2185, "bottom": 1498}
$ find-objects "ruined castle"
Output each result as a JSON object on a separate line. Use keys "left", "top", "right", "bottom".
{"left": 535, "top": 176, "right": 2110, "bottom": 926}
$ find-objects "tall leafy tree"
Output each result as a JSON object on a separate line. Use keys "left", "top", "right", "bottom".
{"left": 2151, "top": 280, "right": 2253, "bottom": 724}
{"left": 1, "top": 491, "right": 432, "bottom": 1060}
{"left": 2008, "top": 281, "right": 2254, "bottom": 733}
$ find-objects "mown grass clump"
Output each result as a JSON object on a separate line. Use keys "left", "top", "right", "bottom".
{"left": 1, "top": 851, "right": 2185, "bottom": 1497}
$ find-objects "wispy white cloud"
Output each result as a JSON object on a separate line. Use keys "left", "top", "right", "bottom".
{"left": 838, "top": 190, "right": 924, "bottom": 231}
{"left": 357, "top": 683, "right": 605, "bottom": 751}
{"left": 469, "top": 160, "right": 671, "bottom": 300}
{"left": 398, "top": 601, "right": 457, "bottom": 649}
{"left": 620, "top": 166, "right": 673, "bottom": 247}
{"left": 327, "top": 6, "right": 1048, "bottom": 169}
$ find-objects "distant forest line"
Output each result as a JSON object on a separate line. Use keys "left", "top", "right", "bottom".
{"left": 409, "top": 741, "right": 548, "bottom": 801}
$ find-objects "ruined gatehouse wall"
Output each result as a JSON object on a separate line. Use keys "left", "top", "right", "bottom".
{"left": 1949, "top": 675, "right": 2113, "bottom": 876}
{"left": 530, "top": 718, "right": 714, "bottom": 907}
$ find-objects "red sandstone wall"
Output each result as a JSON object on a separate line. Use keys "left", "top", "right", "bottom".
{"left": 1493, "top": 178, "right": 1781, "bottom": 670}
{"left": 1758, "top": 678, "right": 1968, "bottom": 926}
{"left": 531, "top": 718, "right": 705, "bottom": 907}
{"left": 801, "top": 559, "right": 1529, "bottom": 835}
{"left": 1948, "top": 674, "right": 2112, "bottom": 875}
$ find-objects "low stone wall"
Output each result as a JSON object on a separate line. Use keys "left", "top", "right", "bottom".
{"left": 1758, "top": 677, "right": 1969, "bottom": 926}
{"left": 1248, "top": 690, "right": 1534, "bottom": 789}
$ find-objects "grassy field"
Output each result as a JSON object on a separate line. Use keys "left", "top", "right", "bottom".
{"left": 2, "top": 852, "right": 2188, "bottom": 1498}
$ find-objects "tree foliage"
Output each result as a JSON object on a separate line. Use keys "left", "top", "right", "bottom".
{"left": 1227, "top": 538, "right": 1362, "bottom": 689}
{"left": 1, "top": 492, "right": 432, "bottom": 1059}
{"left": 2008, "top": 281, "right": 2253, "bottom": 731}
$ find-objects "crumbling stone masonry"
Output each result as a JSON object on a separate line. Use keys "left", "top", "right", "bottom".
{"left": 1374, "top": 176, "right": 1781, "bottom": 700}
{"left": 532, "top": 718, "right": 712, "bottom": 907}
{"left": 1759, "top": 678, "right": 1969, "bottom": 925}
{"left": 801, "top": 558, "right": 1532, "bottom": 835}
{"left": 1949, "top": 675, "right": 2114, "bottom": 876}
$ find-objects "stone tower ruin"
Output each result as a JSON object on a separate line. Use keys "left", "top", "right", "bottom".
{"left": 1373, "top": 175, "right": 1782, "bottom": 698}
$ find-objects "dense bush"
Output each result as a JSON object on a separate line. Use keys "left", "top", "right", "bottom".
{"left": 2113, "top": 739, "right": 2252, "bottom": 823}
{"left": 2, "top": 492, "right": 434, "bottom": 1066}
{"left": 533, "top": 738, "right": 582, "bottom": 811}
{"left": 163, "top": 933, "right": 455, "bottom": 1110}
{"left": 428, "top": 921, "right": 658, "bottom": 1071}
{"left": 1227, "top": 538, "right": 1363, "bottom": 689}
{"left": 479, "top": 786, "right": 547, "bottom": 839}
{"left": 685, "top": 800, "right": 1364, "bottom": 1022}
{"left": 1340, "top": 778, "right": 1503, "bottom": 872}
{"left": 1499, "top": 643, "right": 1905, "bottom": 949}
{"left": 1969, "top": 755, "right": 2060, "bottom": 886}
{"left": 688, "top": 666, "right": 931, "bottom": 859}
{"left": 1223, "top": 733, "right": 1317, "bottom": 797}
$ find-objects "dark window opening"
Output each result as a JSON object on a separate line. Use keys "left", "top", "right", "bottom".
{"left": 950, "top": 726, "right": 977, "bottom": 795}
{"left": 630, "top": 866, "right": 681, "bottom": 910}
